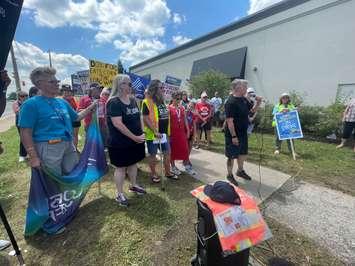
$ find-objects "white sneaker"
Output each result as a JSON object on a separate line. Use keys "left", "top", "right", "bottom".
{"left": 185, "top": 167, "right": 197, "bottom": 176}
{"left": 171, "top": 166, "right": 181, "bottom": 175}
{"left": 18, "top": 156, "right": 26, "bottom": 162}
{"left": 0, "top": 240, "right": 10, "bottom": 251}
{"left": 274, "top": 150, "right": 280, "bottom": 155}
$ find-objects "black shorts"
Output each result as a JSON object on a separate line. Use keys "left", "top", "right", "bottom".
{"left": 342, "top": 121, "right": 355, "bottom": 139}
{"left": 198, "top": 120, "right": 211, "bottom": 131}
{"left": 225, "top": 132, "right": 248, "bottom": 159}
{"left": 72, "top": 121, "right": 81, "bottom": 128}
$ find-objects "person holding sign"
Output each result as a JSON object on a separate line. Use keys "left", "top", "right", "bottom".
{"left": 19, "top": 67, "right": 98, "bottom": 176}
{"left": 106, "top": 74, "right": 146, "bottom": 207}
{"left": 78, "top": 82, "right": 103, "bottom": 130}
{"left": 224, "top": 79, "right": 262, "bottom": 185}
{"left": 272, "top": 93, "right": 296, "bottom": 155}
{"left": 142, "top": 80, "right": 177, "bottom": 182}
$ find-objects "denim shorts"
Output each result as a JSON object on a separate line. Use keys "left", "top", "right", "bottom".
{"left": 146, "top": 139, "right": 170, "bottom": 155}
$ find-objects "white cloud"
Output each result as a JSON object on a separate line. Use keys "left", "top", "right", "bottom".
{"left": 172, "top": 13, "right": 186, "bottom": 25}
{"left": 5, "top": 41, "right": 89, "bottom": 93}
{"left": 114, "top": 39, "right": 166, "bottom": 65}
{"left": 248, "top": 0, "right": 283, "bottom": 15}
{"left": 172, "top": 35, "right": 192, "bottom": 46}
{"left": 23, "top": 0, "right": 180, "bottom": 64}
{"left": 24, "top": 0, "right": 172, "bottom": 42}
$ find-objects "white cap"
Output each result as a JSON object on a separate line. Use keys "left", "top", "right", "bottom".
{"left": 201, "top": 91, "right": 208, "bottom": 98}
{"left": 247, "top": 87, "right": 255, "bottom": 94}
{"left": 281, "top": 92, "right": 290, "bottom": 97}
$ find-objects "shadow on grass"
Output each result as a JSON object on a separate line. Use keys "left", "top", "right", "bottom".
{"left": 0, "top": 255, "right": 11, "bottom": 266}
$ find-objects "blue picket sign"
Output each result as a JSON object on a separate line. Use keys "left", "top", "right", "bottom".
{"left": 275, "top": 110, "right": 303, "bottom": 141}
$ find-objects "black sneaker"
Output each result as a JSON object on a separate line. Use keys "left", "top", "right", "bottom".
{"left": 129, "top": 185, "right": 146, "bottom": 195}
{"left": 236, "top": 170, "right": 252, "bottom": 181}
{"left": 115, "top": 193, "right": 129, "bottom": 207}
{"left": 166, "top": 174, "right": 179, "bottom": 180}
{"left": 226, "top": 174, "right": 238, "bottom": 186}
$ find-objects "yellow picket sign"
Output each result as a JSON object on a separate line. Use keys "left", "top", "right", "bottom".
{"left": 89, "top": 59, "right": 119, "bottom": 87}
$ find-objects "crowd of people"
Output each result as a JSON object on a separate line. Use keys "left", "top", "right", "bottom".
{"left": 0, "top": 65, "right": 354, "bottom": 239}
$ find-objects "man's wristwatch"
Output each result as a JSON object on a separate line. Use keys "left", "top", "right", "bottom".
{"left": 232, "top": 136, "right": 237, "bottom": 138}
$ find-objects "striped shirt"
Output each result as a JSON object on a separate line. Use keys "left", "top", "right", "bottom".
{"left": 344, "top": 99, "right": 355, "bottom": 122}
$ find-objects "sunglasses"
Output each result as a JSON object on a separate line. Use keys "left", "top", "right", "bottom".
{"left": 123, "top": 82, "right": 132, "bottom": 87}
{"left": 19, "top": 95, "right": 28, "bottom": 98}
{"left": 40, "top": 79, "right": 60, "bottom": 84}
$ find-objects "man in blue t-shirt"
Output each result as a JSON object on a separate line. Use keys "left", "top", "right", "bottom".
{"left": 19, "top": 67, "right": 97, "bottom": 176}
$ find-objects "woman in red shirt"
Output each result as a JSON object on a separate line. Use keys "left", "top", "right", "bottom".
{"left": 195, "top": 91, "right": 212, "bottom": 148}
{"left": 169, "top": 91, "right": 190, "bottom": 174}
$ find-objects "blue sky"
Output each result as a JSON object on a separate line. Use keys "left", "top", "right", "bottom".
{"left": 6, "top": 0, "right": 281, "bottom": 92}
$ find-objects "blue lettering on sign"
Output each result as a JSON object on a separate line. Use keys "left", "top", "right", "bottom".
{"left": 275, "top": 110, "right": 303, "bottom": 140}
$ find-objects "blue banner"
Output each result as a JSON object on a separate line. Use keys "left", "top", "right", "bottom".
{"left": 25, "top": 113, "right": 108, "bottom": 236}
{"left": 165, "top": 75, "right": 182, "bottom": 87}
{"left": 275, "top": 110, "right": 303, "bottom": 140}
{"left": 0, "top": 0, "right": 24, "bottom": 69}
{"left": 129, "top": 73, "right": 150, "bottom": 99}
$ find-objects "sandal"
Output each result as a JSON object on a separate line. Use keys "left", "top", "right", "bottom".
{"left": 151, "top": 176, "right": 161, "bottom": 183}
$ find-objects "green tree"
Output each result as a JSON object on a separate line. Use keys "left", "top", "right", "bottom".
{"left": 117, "top": 59, "right": 125, "bottom": 74}
{"left": 189, "top": 70, "right": 230, "bottom": 99}
{"left": 7, "top": 92, "right": 17, "bottom": 101}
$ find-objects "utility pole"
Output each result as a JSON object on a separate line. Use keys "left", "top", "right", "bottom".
{"left": 10, "top": 44, "right": 21, "bottom": 91}
{"left": 48, "top": 49, "right": 52, "bottom": 68}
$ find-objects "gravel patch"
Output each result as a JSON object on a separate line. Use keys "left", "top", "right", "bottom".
{"left": 264, "top": 179, "right": 355, "bottom": 264}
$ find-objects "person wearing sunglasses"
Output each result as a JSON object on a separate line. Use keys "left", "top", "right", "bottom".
{"left": 18, "top": 67, "right": 97, "bottom": 177}
{"left": 169, "top": 91, "right": 193, "bottom": 176}
{"left": 106, "top": 74, "right": 146, "bottom": 207}
{"left": 12, "top": 91, "right": 28, "bottom": 162}
{"left": 142, "top": 80, "right": 177, "bottom": 181}
{"left": 78, "top": 82, "right": 103, "bottom": 130}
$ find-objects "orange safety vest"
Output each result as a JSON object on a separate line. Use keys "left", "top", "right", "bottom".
{"left": 191, "top": 184, "right": 272, "bottom": 254}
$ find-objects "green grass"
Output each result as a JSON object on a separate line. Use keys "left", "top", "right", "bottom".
{"left": 209, "top": 129, "right": 355, "bottom": 196}
{"left": 0, "top": 126, "right": 201, "bottom": 265}
{"left": 0, "top": 126, "right": 346, "bottom": 265}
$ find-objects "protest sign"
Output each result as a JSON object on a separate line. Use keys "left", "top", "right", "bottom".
{"left": 89, "top": 60, "right": 118, "bottom": 87}
{"left": 275, "top": 110, "right": 303, "bottom": 140}
{"left": 165, "top": 75, "right": 182, "bottom": 87}
{"left": 77, "top": 70, "right": 90, "bottom": 90}
{"left": 128, "top": 73, "right": 150, "bottom": 99}
{"left": 162, "top": 83, "right": 179, "bottom": 101}
{"left": 71, "top": 74, "right": 82, "bottom": 95}
{"left": 0, "top": 0, "right": 24, "bottom": 70}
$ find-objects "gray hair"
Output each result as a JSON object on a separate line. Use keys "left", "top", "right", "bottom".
{"left": 231, "top": 78, "right": 248, "bottom": 90}
{"left": 30, "top": 67, "right": 56, "bottom": 86}
{"left": 110, "top": 74, "right": 130, "bottom": 99}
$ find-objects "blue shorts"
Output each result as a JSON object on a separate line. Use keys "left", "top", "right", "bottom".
{"left": 146, "top": 140, "right": 170, "bottom": 155}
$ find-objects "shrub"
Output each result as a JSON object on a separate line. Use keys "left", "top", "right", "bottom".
{"left": 189, "top": 70, "right": 230, "bottom": 99}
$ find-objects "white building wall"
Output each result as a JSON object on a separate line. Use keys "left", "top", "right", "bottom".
{"left": 130, "top": 0, "right": 355, "bottom": 105}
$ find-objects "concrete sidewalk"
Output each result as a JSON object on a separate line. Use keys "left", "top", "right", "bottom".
{"left": 0, "top": 115, "right": 15, "bottom": 133}
{"left": 178, "top": 148, "right": 290, "bottom": 204}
